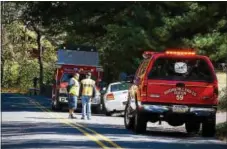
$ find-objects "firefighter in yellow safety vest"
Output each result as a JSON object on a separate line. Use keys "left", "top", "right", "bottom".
{"left": 68, "top": 73, "right": 80, "bottom": 119}
{"left": 79, "top": 72, "right": 96, "bottom": 120}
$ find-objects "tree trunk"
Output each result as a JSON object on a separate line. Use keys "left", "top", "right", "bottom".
{"left": 17, "top": 26, "right": 27, "bottom": 87}
{"left": 36, "top": 30, "right": 44, "bottom": 93}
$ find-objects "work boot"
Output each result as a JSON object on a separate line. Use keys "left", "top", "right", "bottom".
{"left": 69, "top": 114, "right": 76, "bottom": 119}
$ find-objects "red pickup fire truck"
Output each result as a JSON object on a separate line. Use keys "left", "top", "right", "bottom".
{"left": 124, "top": 49, "right": 218, "bottom": 137}
{"left": 51, "top": 45, "right": 103, "bottom": 113}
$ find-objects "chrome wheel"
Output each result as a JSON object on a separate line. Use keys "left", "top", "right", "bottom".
{"left": 124, "top": 102, "right": 134, "bottom": 129}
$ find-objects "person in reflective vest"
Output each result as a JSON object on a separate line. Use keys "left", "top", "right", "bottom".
{"left": 68, "top": 73, "right": 80, "bottom": 119}
{"left": 80, "top": 72, "right": 96, "bottom": 120}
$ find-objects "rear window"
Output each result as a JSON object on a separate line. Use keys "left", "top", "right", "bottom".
{"left": 110, "top": 83, "right": 131, "bottom": 92}
{"left": 148, "top": 57, "right": 214, "bottom": 82}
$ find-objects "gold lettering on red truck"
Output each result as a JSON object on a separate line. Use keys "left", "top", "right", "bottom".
{"left": 164, "top": 87, "right": 197, "bottom": 100}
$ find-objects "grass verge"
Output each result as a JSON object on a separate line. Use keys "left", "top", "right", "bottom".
{"left": 216, "top": 122, "right": 227, "bottom": 142}
{"left": 1, "top": 88, "right": 27, "bottom": 94}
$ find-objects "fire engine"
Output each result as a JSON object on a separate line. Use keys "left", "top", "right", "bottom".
{"left": 52, "top": 45, "right": 103, "bottom": 113}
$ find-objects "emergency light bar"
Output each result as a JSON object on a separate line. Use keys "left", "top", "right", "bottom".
{"left": 165, "top": 49, "right": 196, "bottom": 55}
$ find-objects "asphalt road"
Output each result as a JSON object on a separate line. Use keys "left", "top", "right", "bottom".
{"left": 1, "top": 93, "right": 227, "bottom": 149}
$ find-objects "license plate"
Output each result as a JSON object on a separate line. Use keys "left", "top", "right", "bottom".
{"left": 60, "top": 98, "right": 68, "bottom": 103}
{"left": 172, "top": 105, "right": 189, "bottom": 113}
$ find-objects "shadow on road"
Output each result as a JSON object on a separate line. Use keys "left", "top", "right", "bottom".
{"left": 2, "top": 121, "right": 103, "bottom": 149}
{"left": 2, "top": 93, "right": 227, "bottom": 149}
{"left": 2, "top": 93, "right": 39, "bottom": 112}
{"left": 1, "top": 93, "right": 122, "bottom": 117}
{"left": 77, "top": 123, "right": 227, "bottom": 149}
{"left": 82, "top": 122, "right": 188, "bottom": 138}
{"left": 3, "top": 120, "right": 226, "bottom": 149}
{"left": 1, "top": 93, "right": 51, "bottom": 112}
{"left": 21, "top": 116, "right": 227, "bottom": 149}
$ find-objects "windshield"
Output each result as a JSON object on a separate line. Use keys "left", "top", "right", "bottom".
{"left": 148, "top": 57, "right": 214, "bottom": 82}
{"left": 110, "top": 83, "right": 131, "bottom": 92}
{"left": 78, "top": 74, "right": 97, "bottom": 81}
{"left": 61, "top": 72, "right": 99, "bottom": 85}
{"left": 79, "top": 74, "right": 86, "bottom": 82}
{"left": 61, "top": 73, "right": 73, "bottom": 82}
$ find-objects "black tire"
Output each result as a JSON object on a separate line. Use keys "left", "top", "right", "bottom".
{"left": 52, "top": 99, "right": 62, "bottom": 111}
{"left": 105, "top": 112, "right": 112, "bottom": 116}
{"left": 103, "top": 101, "right": 112, "bottom": 116}
{"left": 133, "top": 109, "right": 147, "bottom": 134}
{"left": 185, "top": 122, "right": 200, "bottom": 134}
{"left": 202, "top": 116, "right": 216, "bottom": 137}
{"left": 124, "top": 102, "right": 135, "bottom": 130}
{"left": 51, "top": 102, "right": 56, "bottom": 110}
{"left": 93, "top": 104, "right": 102, "bottom": 114}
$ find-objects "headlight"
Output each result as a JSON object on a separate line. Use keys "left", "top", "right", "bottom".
{"left": 59, "top": 88, "right": 67, "bottom": 94}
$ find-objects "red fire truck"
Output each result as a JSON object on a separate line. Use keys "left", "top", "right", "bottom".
{"left": 124, "top": 49, "right": 218, "bottom": 137}
{"left": 51, "top": 45, "right": 103, "bottom": 113}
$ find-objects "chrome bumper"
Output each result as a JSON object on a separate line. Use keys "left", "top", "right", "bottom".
{"left": 140, "top": 104, "right": 216, "bottom": 116}
{"left": 58, "top": 96, "right": 101, "bottom": 105}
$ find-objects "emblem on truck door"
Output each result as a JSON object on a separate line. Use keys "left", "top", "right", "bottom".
{"left": 164, "top": 87, "right": 197, "bottom": 100}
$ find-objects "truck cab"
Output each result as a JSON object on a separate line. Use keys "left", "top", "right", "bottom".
{"left": 124, "top": 49, "right": 218, "bottom": 137}
{"left": 52, "top": 46, "right": 103, "bottom": 113}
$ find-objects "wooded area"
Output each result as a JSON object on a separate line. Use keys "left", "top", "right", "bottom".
{"left": 1, "top": 1, "right": 227, "bottom": 90}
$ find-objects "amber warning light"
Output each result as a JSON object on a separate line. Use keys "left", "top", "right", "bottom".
{"left": 165, "top": 49, "right": 196, "bottom": 55}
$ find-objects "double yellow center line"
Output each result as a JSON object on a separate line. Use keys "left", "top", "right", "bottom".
{"left": 26, "top": 97, "right": 123, "bottom": 149}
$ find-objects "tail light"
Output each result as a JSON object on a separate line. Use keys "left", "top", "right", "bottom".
{"left": 213, "top": 86, "right": 219, "bottom": 97}
{"left": 106, "top": 93, "right": 115, "bottom": 100}
{"left": 212, "top": 85, "right": 219, "bottom": 104}
{"left": 141, "top": 84, "right": 147, "bottom": 97}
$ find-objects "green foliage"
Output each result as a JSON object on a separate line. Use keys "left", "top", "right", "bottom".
{"left": 216, "top": 122, "right": 227, "bottom": 141}
{"left": 2, "top": 2, "right": 56, "bottom": 89}
{"left": 219, "top": 88, "right": 227, "bottom": 111}
{"left": 2, "top": 1, "right": 227, "bottom": 86}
